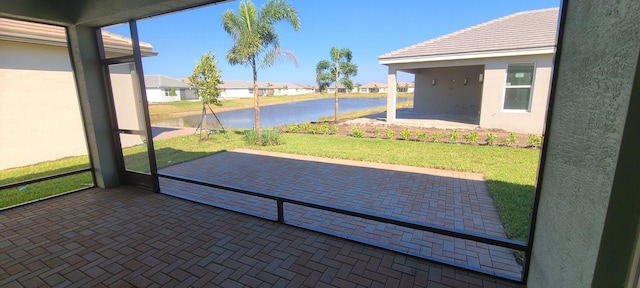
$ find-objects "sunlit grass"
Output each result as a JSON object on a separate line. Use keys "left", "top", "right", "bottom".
{"left": 0, "top": 155, "right": 93, "bottom": 209}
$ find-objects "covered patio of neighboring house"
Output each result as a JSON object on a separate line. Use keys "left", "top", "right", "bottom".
{"left": 379, "top": 8, "right": 558, "bottom": 134}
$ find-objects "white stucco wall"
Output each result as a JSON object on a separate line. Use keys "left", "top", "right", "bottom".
{"left": 221, "top": 88, "right": 252, "bottom": 98}
{"left": 146, "top": 88, "right": 164, "bottom": 102}
{"left": 0, "top": 40, "right": 88, "bottom": 170}
{"left": 0, "top": 40, "right": 149, "bottom": 170}
{"left": 145, "top": 88, "right": 180, "bottom": 102}
{"left": 387, "top": 54, "right": 553, "bottom": 134}
{"left": 479, "top": 55, "right": 553, "bottom": 134}
{"left": 274, "top": 88, "right": 309, "bottom": 95}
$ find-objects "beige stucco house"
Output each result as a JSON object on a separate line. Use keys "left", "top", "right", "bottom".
{"left": 357, "top": 81, "right": 414, "bottom": 94}
{"left": 379, "top": 8, "right": 558, "bottom": 134}
{"left": 0, "top": 18, "right": 156, "bottom": 170}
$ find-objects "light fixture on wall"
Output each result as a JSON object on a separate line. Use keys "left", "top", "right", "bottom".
{"left": 431, "top": 79, "right": 436, "bottom": 86}
{"left": 464, "top": 78, "right": 468, "bottom": 85}
{"left": 479, "top": 73, "right": 484, "bottom": 83}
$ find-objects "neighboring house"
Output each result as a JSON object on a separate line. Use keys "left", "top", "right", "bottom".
{"left": 396, "top": 81, "right": 415, "bottom": 93}
{"left": 144, "top": 74, "right": 196, "bottom": 102}
{"left": 379, "top": 8, "right": 558, "bottom": 134}
{"left": 220, "top": 81, "right": 314, "bottom": 98}
{"left": 219, "top": 80, "right": 252, "bottom": 98}
{"left": 326, "top": 83, "right": 356, "bottom": 94}
{"left": 0, "top": 18, "right": 157, "bottom": 170}
{"left": 361, "top": 82, "right": 389, "bottom": 94}
{"left": 274, "top": 83, "right": 313, "bottom": 95}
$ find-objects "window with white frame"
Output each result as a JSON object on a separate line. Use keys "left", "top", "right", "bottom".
{"left": 503, "top": 64, "right": 535, "bottom": 110}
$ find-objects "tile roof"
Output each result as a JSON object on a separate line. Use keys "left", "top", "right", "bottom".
{"left": 220, "top": 80, "right": 252, "bottom": 89}
{"left": 361, "top": 82, "right": 387, "bottom": 88}
{"left": 144, "top": 75, "right": 190, "bottom": 89}
{"left": 218, "top": 81, "right": 315, "bottom": 89}
{"left": 379, "top": 8, "right": 558, "bottom": 61}
{"left": 0, "top": 18, "right": 156, "bottom": 56}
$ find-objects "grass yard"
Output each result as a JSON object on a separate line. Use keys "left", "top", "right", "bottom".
{"left": 0, "top": 130, "right": 540, "bottom": 242}
{"left": 0, "top": 155, "right": 93, "bottom": 209}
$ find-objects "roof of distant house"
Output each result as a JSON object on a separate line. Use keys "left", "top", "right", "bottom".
{"left": 0, "top": 18, "right": 157, "bottom": 56}
{"left": 379, "top": 8, "right": 558, "bottom": 63}
{"left": 361, "top": 82, "right": 388, "bottom": 88}
{"left": 144, "top": 75, "right": 189, "bottom": 89}
{"left": 219, "top": 81, "right": 315, "bottom": 90}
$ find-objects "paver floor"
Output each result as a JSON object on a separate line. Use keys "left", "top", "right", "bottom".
{"left": 159, "top": 149, "right": 522, "bottom": 279}
{"left": 0, "top": 186, "right": 523, "bottom": 287}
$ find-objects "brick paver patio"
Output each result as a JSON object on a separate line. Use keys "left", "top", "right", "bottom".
{"left": 0, "top": 186, "right": 523, "bottom": 287}
{"left": 159, "top": 149, "right": 522, "bottom": 279}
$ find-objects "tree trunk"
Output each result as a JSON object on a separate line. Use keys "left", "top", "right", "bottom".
{"left": 252, "top": 56, "right": 261, "bottom": 131}
{"left": 334, "top": 67, "right": 339, "bottom": 123}
{"left": 202, "top": 103, "right": 208, "bottom": 138}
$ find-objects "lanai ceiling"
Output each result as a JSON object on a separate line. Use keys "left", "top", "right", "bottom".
{"left": 0, "top": 0, "right": 231, "bottom": 27}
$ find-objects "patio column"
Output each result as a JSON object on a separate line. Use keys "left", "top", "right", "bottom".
{"left": 387, "top": 66, "right": 397, "bottom": 122}
{"left": 66, "top": 25, "right": 120, "bottom": 188}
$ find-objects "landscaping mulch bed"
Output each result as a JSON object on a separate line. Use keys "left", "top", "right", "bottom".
{"left": 286, "top": 120, "right": 541, "bottom": 149}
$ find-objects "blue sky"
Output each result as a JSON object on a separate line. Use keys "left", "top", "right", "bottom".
{"left": 105, "top": 0, "right": 560, "bottom": 85}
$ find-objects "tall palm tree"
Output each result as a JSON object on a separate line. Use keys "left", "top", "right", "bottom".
{"left": 316, "top": 47, "right": 358, "bottom": 123}
{"left": 222, "top": 0, "right": 300, "bottom": 130}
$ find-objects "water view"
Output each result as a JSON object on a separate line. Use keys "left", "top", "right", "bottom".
{"left": 151, "top": 97, "right": 411, "bottom": 129}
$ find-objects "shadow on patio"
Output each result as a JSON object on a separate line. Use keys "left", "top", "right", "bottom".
{"left": 0, "top": 186, "right": 525, "bottom": 287}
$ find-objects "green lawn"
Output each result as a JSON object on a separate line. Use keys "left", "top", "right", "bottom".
{"left": 1, "top": 131, "right": 540, "bottom": 242}
{"left": 0, "top": 155, "right": 93, "bottom": 209}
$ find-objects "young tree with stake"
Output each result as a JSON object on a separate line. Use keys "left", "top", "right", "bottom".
{"left": 316, "top": 47, "right": 358, "bottom": 122}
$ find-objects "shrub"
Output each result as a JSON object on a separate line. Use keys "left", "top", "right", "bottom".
{"left": 449, "top": 129, "right": 460, "bottom": 143}
{"left": 527, "top": 134, "right": 542, "bottom": 148}
{"left": 431, "top": 132, "right": 445, "bottom": 143}
{"left": 416, "top": 130, "right": 427, "bottom": 141}
{"left": 400, "top": 128, "right": 412, "bottom": 140}
{"left": 261, "top": 129, "right": 283, "bottom": 146}
{"left": 464, "top": 131, "right": 479, "bottom": 143}
{"left": 285, "top": 123, "right": 298, "bottom": 133}
{"left": 373, "top": 127, "right": 381, "bottom": 138}
{"left": 308, "top": 125, "right": 318, "bottom": 135}
{"left": 502, "top": 132, "right": 519, "bottom": 147}
{"left": 485, "top": 133, "right": 498, "bottom": 145}
{"left": 386, "top": 129, "right": 395, "bottom": 139}
{"left": 350, "top": 127, "right": 365, "bottom": 138}
{"left": 319, "top": 123, "right": 329, "bottom": 134}
{"left": 243, "top": 129, "right": 259, "bottom": 145}
{"left": 244, "top": 129, "right": 283, "bottom": 146}
{"left": 330, "top": 124, "right": 339, "bottom": 135}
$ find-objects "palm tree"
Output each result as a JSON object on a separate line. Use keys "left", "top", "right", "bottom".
{"left": 316, "top": 47, "right": 358, "bottom": 123}
{"left": 222, "top": 0, "right": 300, "bottom": 130}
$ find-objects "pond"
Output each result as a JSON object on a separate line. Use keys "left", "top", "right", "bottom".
{"left": 151, "top": 97, "right": 411, "bottom": 129}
